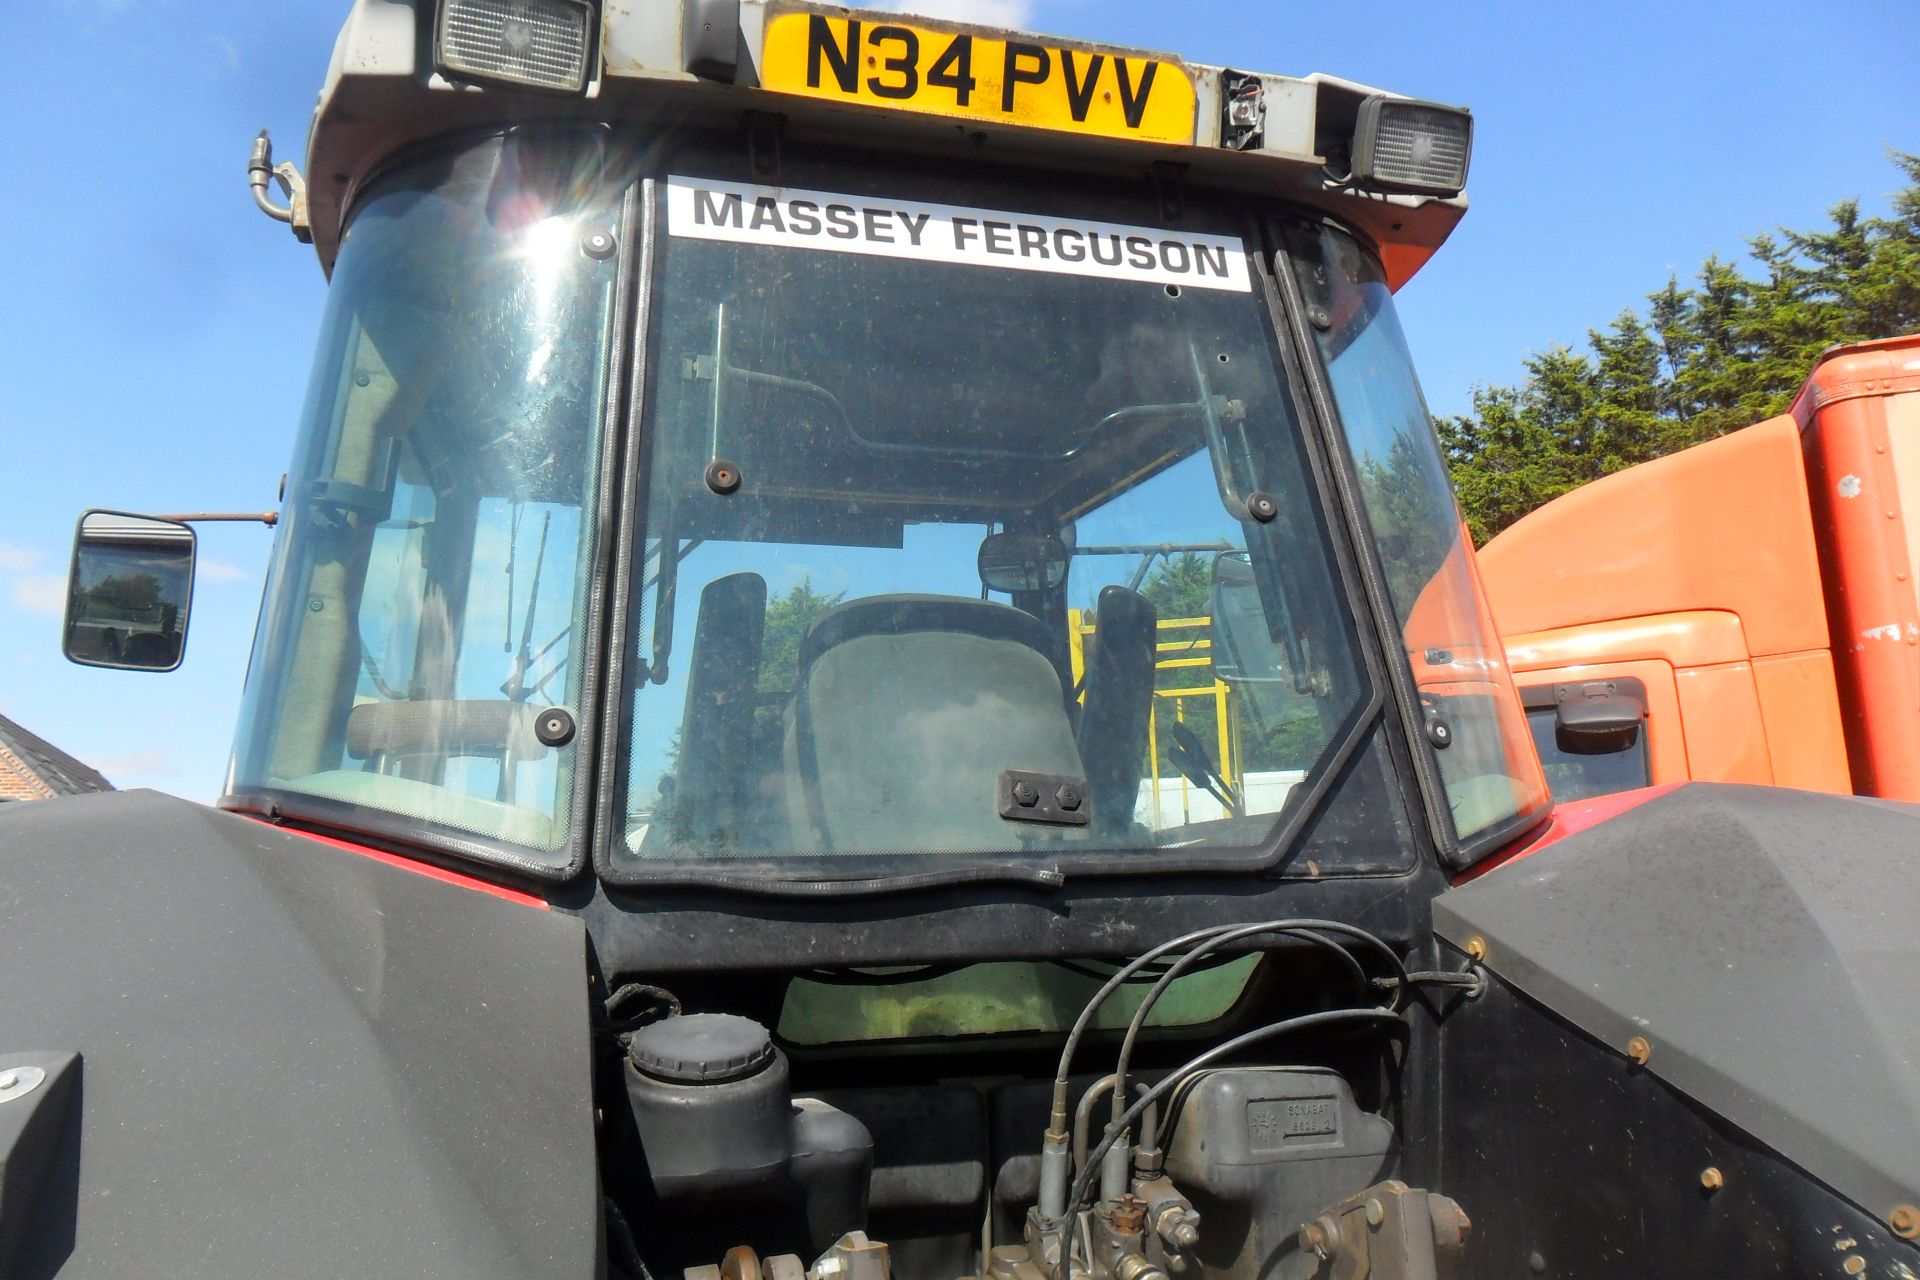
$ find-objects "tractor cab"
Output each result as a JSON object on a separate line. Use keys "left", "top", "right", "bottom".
{"left": 139, "top": 4, "right": 1548, "bottom": 890}
{"left": 33, "top": 4, "right": 1920, "bottom": 1280}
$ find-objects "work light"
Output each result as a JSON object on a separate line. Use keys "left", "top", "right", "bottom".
{"left": 1350, "top": 96, "right": 1472, "bottom": 197}
{"left": 436, "top": 0, "right": 596, "bottom": 94}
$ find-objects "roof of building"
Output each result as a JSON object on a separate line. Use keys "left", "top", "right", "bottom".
{"left": 0, "top": 714, "right": 113, "bottom": 800}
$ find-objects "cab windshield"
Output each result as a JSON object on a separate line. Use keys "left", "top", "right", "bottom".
{"left": 617, "top": 157, "right": 1368, "bottom": 864}
{"left": 227, "top": 133, "right": 1380, "bottom": 875}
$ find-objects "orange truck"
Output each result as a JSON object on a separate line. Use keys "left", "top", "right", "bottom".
{"left": 1479, "top": 333, "right": 1920, "bottom": 802}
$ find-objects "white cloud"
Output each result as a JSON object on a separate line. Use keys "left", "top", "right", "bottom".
{"left": 870, "top": 0, "right": 1036, "bottom": 29}
{"left": 12, "top": 575, "right": 69, "bottom": 617}
{"left": 0, "top": 545, "right": 67, "bottom": 616}
{"left": 197, "top": 559, "right": 251, "bottom": 584}
{"left": 90, "top": 750, "right": 174, "bottom": 781}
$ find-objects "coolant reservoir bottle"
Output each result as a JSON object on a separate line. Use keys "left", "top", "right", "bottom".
{"left": 625, "top": 1012, "right": 794, "bottom": 1184}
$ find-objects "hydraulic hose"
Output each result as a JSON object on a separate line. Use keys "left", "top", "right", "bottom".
{"left": 1071, "top": 1075, "right": 1157, "bottom": 1201}
{"left": 1056, "top": 1006, "right": 1407, "bottom": 1280}
{"left": 1039, "top": 918, "right": 1406, "bottom": 1223}
{"left": 1107, "top": 920, "right": 1404, "bottom": 1133}
{"left": 1049, "top": 924, "right": 1255, "bottom": 1127}
{"left": 1039, "top": 923, "right": 1248, "bottom": 1222}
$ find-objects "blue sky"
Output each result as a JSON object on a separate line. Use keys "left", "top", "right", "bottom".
{"left": 3, "top": 0, "right": 1917, "bottom": 800}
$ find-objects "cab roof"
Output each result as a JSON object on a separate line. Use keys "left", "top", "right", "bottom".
{"left": 301, "top": 0, "right": 1471, "bottom": 285}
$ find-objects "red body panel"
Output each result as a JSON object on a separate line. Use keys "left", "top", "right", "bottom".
{"left": 255, "top": 817, "right": 550, "bottom": 908}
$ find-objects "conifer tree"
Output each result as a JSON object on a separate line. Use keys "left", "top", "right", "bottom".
{"left": 1445, "top": 154, "right": 1920, "bottom": 542}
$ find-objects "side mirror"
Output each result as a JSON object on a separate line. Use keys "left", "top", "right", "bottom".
{"left": 1552, "top": 680, "right": 1646, "bottom": 754}
{"left": 978, "top": 531, "right": 1068, "bottom": 594}
{"left": 1207, "top": 551, "right": 1282, "bottom": 683}
{"left": 63, "top": 510, "right": 197, "bottom": 672}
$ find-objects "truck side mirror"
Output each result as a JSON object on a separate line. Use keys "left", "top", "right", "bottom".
{"left": 63, "top": 510, "right": 197, "bottom": 672}
{"left": 1552, "top": 680, "right": 1646, "bottom": 754}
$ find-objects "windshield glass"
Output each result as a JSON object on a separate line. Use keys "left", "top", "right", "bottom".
{"left": 616, "top": 158, "right": 1369, "bottom": 865}
{"left": 228, "top": 134, "right": 621, "bottom": 865}
{"left": 1285, "top": 221, "right": 1550, "bottom": 847}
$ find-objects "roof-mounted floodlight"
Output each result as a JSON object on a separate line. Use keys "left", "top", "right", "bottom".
{"left": 436, "top": 0, "right": 597, "bottom": 94}
{"left": 1351, "top": 96, "right": 1472, "bottom": 197}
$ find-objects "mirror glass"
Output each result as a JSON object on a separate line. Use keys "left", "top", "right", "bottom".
{"left": 977, "top": 531, "right": 1069, "bottom": 594}
{"left": 63, "top": 511, "right": 196, "bottom": 671}
{"left": 1207, "top": 551, "right": 1283, "bottom": 683}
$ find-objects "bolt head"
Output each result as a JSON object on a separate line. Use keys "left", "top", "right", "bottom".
{"left": 0, "top": 1071, "right": 17, "bottom": 1091}
{"left": 1054, "top": 784, "right": 1081, "bottom": 811}
{"left": 1012, "top": 781, "right": 1039, "bottom": 807}
{"left": 1890, "top": 1204, "right": 1920, "bottom": 1239}
{"left": 1626, "top": 1035, "right": 1652, "bottom": 1067}
{"left": 1465, "top": 937, "right": 1487, "bottom": 962}
{"left": 1364, "top": 1197, "right": 1385, "bottom": 1227}
{"left": 1699, "top": 1167, "right": 1724, "bottom": 1191}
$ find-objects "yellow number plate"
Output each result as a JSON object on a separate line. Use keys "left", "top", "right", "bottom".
{"left": 760, "top": 8, "right": 1197, "bottom": 146}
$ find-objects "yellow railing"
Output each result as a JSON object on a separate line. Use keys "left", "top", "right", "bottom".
{"left": 1068, "top": 609, "right": 1241, "bottom": 827}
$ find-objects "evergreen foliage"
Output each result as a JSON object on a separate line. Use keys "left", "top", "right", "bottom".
{"left": 1442, "top": 154, "right": 1920, "bottom": 543}
{"left": 757, "top": 579, "right": 847, "bottom": 695}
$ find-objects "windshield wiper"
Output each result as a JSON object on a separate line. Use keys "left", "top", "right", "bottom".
{"left": 621, "top": 860, "right": 1067, "bottom": 898}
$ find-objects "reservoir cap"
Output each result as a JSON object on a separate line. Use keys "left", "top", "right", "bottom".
{"left": 628, "top": 1013, "right": 776, "bottom": 1084}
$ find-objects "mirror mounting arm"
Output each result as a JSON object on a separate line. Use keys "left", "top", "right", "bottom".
{"left": 153, "top": 511, "right": 280, "bottom": 527}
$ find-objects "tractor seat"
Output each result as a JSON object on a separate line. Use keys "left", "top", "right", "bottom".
{"left": 782, "top": 594, "right": 1086, "bottom": 854}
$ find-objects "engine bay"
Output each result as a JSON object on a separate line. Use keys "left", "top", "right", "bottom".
{"left": 596, "top": 921, "right": 1474, "bottom": 1280}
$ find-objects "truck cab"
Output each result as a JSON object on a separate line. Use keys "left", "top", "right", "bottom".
{"left": 1482, "top": 333, "right": 1920, "bottom": 801}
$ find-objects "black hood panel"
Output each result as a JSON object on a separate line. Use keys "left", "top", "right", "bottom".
{"left": 1435, "top": 783, "right": 1920, "bottom": 1229}
{"left": 0, "top": 790, "right": 596, "bottom": 1279}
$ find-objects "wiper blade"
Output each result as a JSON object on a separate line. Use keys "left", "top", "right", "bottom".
{"left": 631, "top": 861, "right": 1067, "bottom": 898}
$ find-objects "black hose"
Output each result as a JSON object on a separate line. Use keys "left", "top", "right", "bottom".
{"left": 605, "top": 983, "right": 681, "bottom": 1032}
{"left": 1057, "top": 1006, "right": 1405, "bottom": 1276}
{"left": 1047, "top": 924, "right": 1244, "bottom": 1131}
{"left": 1107, "top": 921, "right": 1384, "bottom": 1131}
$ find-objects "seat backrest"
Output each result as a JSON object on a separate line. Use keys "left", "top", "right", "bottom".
{"left": 1077, "top": 586, "right": 1157, "bottom": 835}
{"left": 783, "top": 595, "right": 1085, "bottom": 853}
{"left": 668, "top": 572, "right": 768, "bottom": 847}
